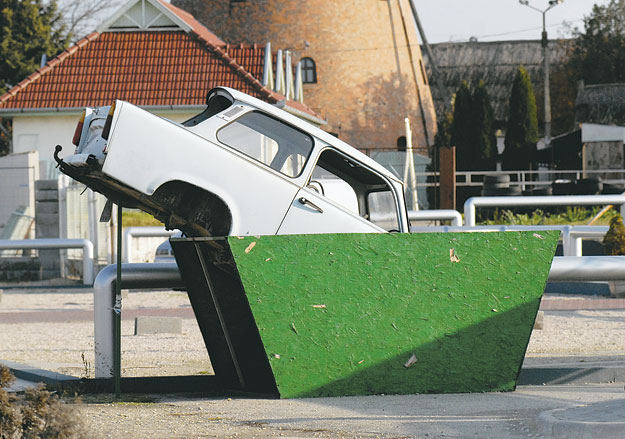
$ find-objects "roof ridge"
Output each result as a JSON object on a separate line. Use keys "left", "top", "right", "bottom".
{"left": 0, "top": 32, "right": 100, "bottom": 104}
{"left": 156, "top": 0, "right": 224, "bottom": 45}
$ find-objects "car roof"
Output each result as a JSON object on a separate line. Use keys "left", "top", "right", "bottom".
{"left": 217, "top": 87, "right": 404, "bottom": 186}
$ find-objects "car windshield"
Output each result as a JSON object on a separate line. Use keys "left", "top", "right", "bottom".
{"left": 217, "top": 111, "right": 314, "bottom": 177}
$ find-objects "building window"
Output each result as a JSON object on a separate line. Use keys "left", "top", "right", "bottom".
{"left": 300, "top": 57, "right": 317, "bottom": 84}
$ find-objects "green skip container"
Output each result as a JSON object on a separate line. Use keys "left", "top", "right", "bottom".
{"left": 170, "top": 231, "right": 559, "bottom": 398}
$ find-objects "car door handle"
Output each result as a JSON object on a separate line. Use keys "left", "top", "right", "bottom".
{"left": 298, "top": 197, "right": 324, "bottom": 213}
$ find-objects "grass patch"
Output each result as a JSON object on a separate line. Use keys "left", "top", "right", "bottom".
{"left": 79, "top": 393, "right": 160, "bottom": 405}
{"left": 121, "top": 210, "right": 163, "bottom": 227}
{"left": 479, "top": 206, "right": 620, "bottom": 226}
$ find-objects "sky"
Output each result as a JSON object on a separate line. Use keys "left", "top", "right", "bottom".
{"left": 415, "top": 0, "right": 612, "bottom": 44}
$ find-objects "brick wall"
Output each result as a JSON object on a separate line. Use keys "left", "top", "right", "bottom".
{"left": 173, "top": 0, "right": 437, "bottom": 154}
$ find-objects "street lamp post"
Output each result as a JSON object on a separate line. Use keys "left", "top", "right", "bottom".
{"left": 518, "top": 0, "right": 564, "bottom": 150}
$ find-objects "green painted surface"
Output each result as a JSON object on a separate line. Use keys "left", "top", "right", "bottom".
{"left": 228, "top": 231, "right": 559, "bottom": 398}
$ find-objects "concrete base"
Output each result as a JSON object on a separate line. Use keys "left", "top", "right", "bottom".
{"left": 134, "top": 316, "right": 182, "bottom": 335}
{"left": 609, "top": 281, "right": 625, "bottom": 298}
{"left": 519, "top": 355, "right": 625, "bottom": 385}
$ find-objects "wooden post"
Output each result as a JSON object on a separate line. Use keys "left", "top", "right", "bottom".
{"left": 439, "top": 146, "right": 456, "bottom": 210}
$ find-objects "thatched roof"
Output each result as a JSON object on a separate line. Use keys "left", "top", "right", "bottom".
{"left": 422, "top": 39, "right": 572, "bottom": 123}
{"left": 576, "top": 84, "right": 625, "bottom": 126}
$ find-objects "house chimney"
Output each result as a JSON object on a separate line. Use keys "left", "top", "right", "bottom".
{"left": 274, "top": 49, "right": 285, "bottom": 94}
{"left": 262, "top": 42, "right": 273, "bottom": 87}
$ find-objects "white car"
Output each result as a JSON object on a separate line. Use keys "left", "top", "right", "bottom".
{"left": 55, "top": 87, "right": 409, "bottom": 237}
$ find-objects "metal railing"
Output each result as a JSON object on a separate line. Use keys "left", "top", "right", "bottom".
{"left": 408, "top": 209, "right": 462, "bottom": 226}
{"left": 122, "top": 227, "right": 177, "bottom": 263}
{"left": 93, "top": 263, "right": 183, "bottom": 378}
{"left": 463, "top": 194, "right": 625, "bottom": 227}
{"left": 550, "top": 257, "right": 625, "bottom": 281}
{"left": 412, "top": 168, "right": 625, "bottom": 189}
{"left": 410, "top": 225, "right": 610, "bottom": 257}
{"left": 0, "top": 238, "right": 94, "bottom": 285}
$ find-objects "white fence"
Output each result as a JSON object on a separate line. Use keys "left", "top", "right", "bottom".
{"left": 414, "top": 168, "right": 625, "bottom": 190}
{"left": 59, "top": 175, "right": 113, "bottom": 267}
{"left": 0, "top": 152, "right": 38, "bottom": 239}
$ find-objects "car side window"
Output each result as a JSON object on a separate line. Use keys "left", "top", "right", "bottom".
{"left": 368, "top": 190, "right": 399, "bottom": 231}
{"left": 311, "top": 148, "right": 400, "bottom": 231}
{"left": 217, "top": 111, "right": 314, "bottom": 177}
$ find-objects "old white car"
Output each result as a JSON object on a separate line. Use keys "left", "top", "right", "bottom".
{"left": 55, "top": 87, "right": 409, "bottom": 236}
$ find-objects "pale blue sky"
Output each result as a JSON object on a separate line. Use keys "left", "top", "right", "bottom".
{"left": 416, "top": 0, "right": 612, "bottom": 43}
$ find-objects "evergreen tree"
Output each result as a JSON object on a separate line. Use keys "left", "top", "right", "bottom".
{"left": 0, "top": 0, "right": 67, "bottom": 155}
{"left": 503, "top": 66, "right": 538, "bottom": 170}
{"left": 434, "top": 110, "right": 453, "bottom": 150}
{"left": 450, "top": 81, "right": 474, "bottom": 171}
{"left": 0, "top": 0, "right": 67, "bottom": 94}
{"left": 471, "top": 81, "right": 496, "bottom": 170}
{"left": 603, "top": 215, "right": 625, "bottom": 255}
{"left": 570, "top": 0, "right": 625, "bottom": 85}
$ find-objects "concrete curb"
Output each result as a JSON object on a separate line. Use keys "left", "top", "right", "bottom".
{"left": 0, "top": 360, "right": 80, "bottom": 387}
{"left": 519, "top": 366, "right": 625, "bottom": 385}
{"left": 539, "top": 399, "right": 625, "bottom": 438}
{"left": 3, "top": 357, "right": 625, "bottom": 394}
{"left": 519, "top": 356, "right": 625, "bottom": 385}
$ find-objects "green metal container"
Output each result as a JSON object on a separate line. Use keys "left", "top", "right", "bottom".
{"left": 172, "top": 231, "right": 558, "bottom": 398}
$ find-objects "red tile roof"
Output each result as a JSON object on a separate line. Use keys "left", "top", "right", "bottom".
{"left": 0, "top": 0, "right": 322, "bottom": 120}
{"left": 0, "top": 31, "right": 298, "bottom": 111}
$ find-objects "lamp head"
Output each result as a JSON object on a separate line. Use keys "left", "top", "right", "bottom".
{"left": 549, "top": 0, "right": 564, "bottom": 5}
{"left": 519, "top": 0, "right": 529, "bottom": 4}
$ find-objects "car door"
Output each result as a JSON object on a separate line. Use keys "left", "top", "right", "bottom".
{"left": 278, "top": 185, "right": 384, "bottom": 234}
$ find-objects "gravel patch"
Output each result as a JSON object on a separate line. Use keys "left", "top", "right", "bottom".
{"left": 0, "top": 290, "right": 211, "bottom": 378}
{"left": 527, "top": 310, "right": 625, "bottom": 357}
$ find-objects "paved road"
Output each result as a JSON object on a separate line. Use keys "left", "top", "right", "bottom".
{"left": 74, "top": 384, "right": 625, "bottom": 438}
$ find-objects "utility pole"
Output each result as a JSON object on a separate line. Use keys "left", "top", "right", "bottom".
{"left": 518, "top": 0, "right": 564, "bottom": 149}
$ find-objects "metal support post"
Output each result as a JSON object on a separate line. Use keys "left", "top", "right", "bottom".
{"left": 114, "top": 205, "right": 122, "bottom": 396}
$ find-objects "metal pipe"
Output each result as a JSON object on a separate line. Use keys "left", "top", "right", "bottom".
{"left": 567, "top": 226, "right": 608, "bottom": 257}
{"left": 114, "top": 205, "right": 122, "bottom": 396}
{"left": 549, "top": 256, "right": 625, "bottom": 281}
{"left": 122, "top": 227, "right": 177, "bottom": 263}
{"left": 410, "top": 224, "right": 611, "bottom": 257}
{"left": 408, "top": 209, "right": 462, "bottom": 226}
{"left": 93, "top": 263, "right": 183, "bottom": 378}
{"left": 464, "top": 194, "right": 625, "bottom": 227}
{"left": 0, "top": 238, "right": 94, "bottom": 285}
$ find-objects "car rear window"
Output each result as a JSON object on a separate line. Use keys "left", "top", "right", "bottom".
{"left": 217, "top": 111, "right": 314, "bottom": 177}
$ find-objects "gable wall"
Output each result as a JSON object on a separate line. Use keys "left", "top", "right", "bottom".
{"left": 12, "top": 110, "right": 198, "bottom": 179}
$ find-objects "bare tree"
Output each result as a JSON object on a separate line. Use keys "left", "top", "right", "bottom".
{"left": 57, "top": 0, "right": 124, "bottom": 40}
